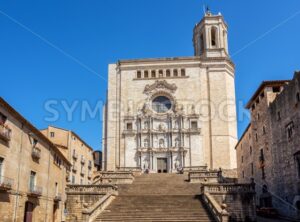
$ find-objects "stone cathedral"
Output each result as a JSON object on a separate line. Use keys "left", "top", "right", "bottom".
{"left": 102, "top": 12, "right": 237, "bottom": 173}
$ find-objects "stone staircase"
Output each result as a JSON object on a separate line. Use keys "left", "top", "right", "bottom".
{"left": 95, "top": 173, "right": 215, "bottom": 222}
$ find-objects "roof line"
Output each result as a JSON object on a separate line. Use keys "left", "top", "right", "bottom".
{"left": 0, "top": 97, "right": 71, "bottom": 166}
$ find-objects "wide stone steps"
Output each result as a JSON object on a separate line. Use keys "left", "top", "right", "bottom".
{"left": 95, "top": 174, "right": 215, "bottom": 222}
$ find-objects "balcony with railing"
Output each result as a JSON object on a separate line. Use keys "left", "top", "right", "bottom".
{"left": 72, "top": 152, "right": 78, "bottom": 160}
{"left": 72, "top": 165, "right": 77, "bottom": 172}
{"left": 31, "top": 147, "right": 41, "bottom": 160}
{"left": 54, "top": 193, "right": 62, "bottom": 202}
{"left": 28, "top": 185, "right": 43, "bottom": 197}
{"left": 0, "top": 123, "right": 11, "bottom": 141}
{"left": 81, "top": 157, "right": 85, "bottom": 165}
{"left": 0, "top": 176, "right": 14, "bottom": 191}
{"left": 66, "top": 174, "right": 71, "bottom": 183}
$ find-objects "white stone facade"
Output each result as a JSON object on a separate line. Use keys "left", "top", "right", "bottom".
{"left": 102, "top": 12, "right": 237, "bottom": 172}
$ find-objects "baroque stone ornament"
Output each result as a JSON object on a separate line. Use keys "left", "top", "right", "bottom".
{"left": 144, "top": 80, "right": 177, "bottom": 95}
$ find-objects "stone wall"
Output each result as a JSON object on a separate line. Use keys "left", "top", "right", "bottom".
{"left": 0, "top": 98, "right": 70, "bottom": 222}
{"left": 236, "top": 72, "right": 300, "bottom": 220}
{"left": 65, "top": 184, "right": 118, "bottom": 222}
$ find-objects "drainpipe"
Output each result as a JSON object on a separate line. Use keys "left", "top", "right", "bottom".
{"left": 44, "top": 145, "right": 51, "bottom": 222}
{"left": 13, "top": 123, "right": 24, "bottom": 222}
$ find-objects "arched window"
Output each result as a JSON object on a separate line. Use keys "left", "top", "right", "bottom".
{"left": 173, "top": 69, "right": 178, "bottom": 77}
{"left": 137, "top": 71, "right": 142, "bottom": 78}
{"left": 211, "top": 27, "right": 217, "bottom": 47}
{"left": 144, "top": 70, "right": 149, "bottom": 78}
{"left": 181, "top": 69, "right": 186, "bottom": 77}
{"left": 200, "top": 34, "right": 204, "bottom": 54}
{"left": 151, "top": 70, "right": 156, "bottom": 78}
{"left": 159, "top": 70, "right": 163, "bottom": 77}
{"left": 166, "top": 69, "right": 171, "bottom": 77}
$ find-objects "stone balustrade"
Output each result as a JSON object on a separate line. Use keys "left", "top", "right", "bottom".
{"left": 202, "top": 192, "right": 229, "bottom": 222}
{"left": 82, "top": 193, "right": 116, "bottom": 222}
{"left": 66, "top": 184, "right": 117, "bottom": 194}
{"left": 201, "top": 183, "right": 256, "bottom": 222}
{"left": 201, "top": 183, "right": 255, "bottom": 194}
{"left": 189, "top": 170, "right": 221, "bottom": 183}
{"left": 93, "top": 171, "right": 135, "bottom": 185}
{"left": 66, "top": 184, "right": 118, "bottom": 222}
{"left": 183, "top": 165, "right": 208, "bottom": 173}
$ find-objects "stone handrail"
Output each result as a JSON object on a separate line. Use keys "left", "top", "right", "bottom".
{"left": 66, "top": 184, "right": 117, "bottom": 194}
{"left": 202, "top": 192, "right": 229, "bottom": 222}
{"left": 201, "top": 183, "right": 255, "bottom": 194}
{"left": 82, "top": 191, "right": 117, "bottom": 222}
{"left": 93, "top": 172, "right": 135, "bottom": 185}
{"left": 183, "top": 165, "right": 208, "bottom": 172}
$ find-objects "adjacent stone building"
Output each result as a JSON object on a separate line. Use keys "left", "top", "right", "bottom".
{"left": 102, "top": 11, "right": 238, "bottom": 172}
{"left": 93, "top": 150, "right": 102, "bottom": 171}
{"left": 41, "top": 126, "right": 95, "bottom": 185}
{"left": 0, "top": 97, "right": 71, "bottom": 222}
{"left": 236, "top": 71, "right": 300, "bottom": 219}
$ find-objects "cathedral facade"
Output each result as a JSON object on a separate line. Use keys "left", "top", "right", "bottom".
{"left": 102, "top": 12, "right": 237, "bottom": 172}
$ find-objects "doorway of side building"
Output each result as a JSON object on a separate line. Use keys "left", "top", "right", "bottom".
{"left": 24, "top": 201, "right": 34, "bottom": 222}
{"left": 157, "top": 158, "right": 168, "bottom": 173}
{"left": 53, "top": 203, "right": 58, "bottom": 222}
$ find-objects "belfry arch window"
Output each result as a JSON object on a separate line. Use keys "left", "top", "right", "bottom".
{"left": 211, "top": 27, "right": 217, "bottom": 47}
{"left": 152, "top": 96, "right": 172, "bottom": 113}
{"left": 200, "top": 34, "right": 204, "bottom": 54}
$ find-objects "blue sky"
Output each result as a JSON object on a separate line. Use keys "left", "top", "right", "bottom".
{"left": 1, "top": 0, "right": 300, "bottom": 150}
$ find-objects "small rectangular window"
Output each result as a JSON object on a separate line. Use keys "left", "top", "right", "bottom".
{"left": 30, "top": 171, "right": 36, "bottom": 189}
{"left": 191, "top": 121, "right": 197, "bottom": 129}
{"left": 72, "top": 175, "right": 75, "bottom": 184}
{"left": 295, "top": 153, "right": 300, "bottom": 179}
{"left": 0, "top": 157, "right": 3, "bottom": 177}
{"left": 251, "top": 163, "right": 254, "bottom": 175}
{"left": 242, "top": 171, "right": 244, "bottom": 178}
{"left": 273, "top": 86, "right": 280, "bottom": 93}
{"left": 32, "top": 138, "right": 38, "bottom": 147}
{"left": 50, "top": 132, "right": 55, "bottom": 138}
{"left": 297, "top": 93, "right": 300, "bottom": 103}
{"left": 277, "top": 111, "right": 281, "bottom": 121}
{"left": 0, "top": 113, "right": 7, "bottom": 125}
{"left": 126, "top": 123, "right": 133, "bottom": 130}
{"left": 286, "top": 121, "right": 294, "bottom": 139}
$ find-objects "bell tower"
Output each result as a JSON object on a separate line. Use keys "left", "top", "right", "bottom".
{"left": 193, "top": 10, "right": 229, "bottom": 58}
